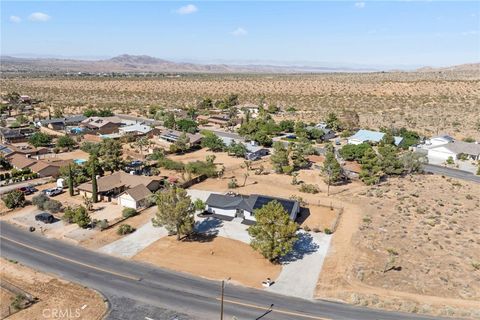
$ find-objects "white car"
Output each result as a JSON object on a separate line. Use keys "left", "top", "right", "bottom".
{"left": 42, "top": 188, "right": 63, "bottom": 197}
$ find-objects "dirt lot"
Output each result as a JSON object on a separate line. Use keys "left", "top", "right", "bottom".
{"left": 170, "top": 149, "right": 248, "bottom": 171}
{"left": 2, "top": 72, "right": 479, "bottom": 138}
{"left": 316, "top": 174, "right": 480, "bottom": 318}
{"left": 0, "top": 258, "right": 106, "bottom": 320}
{"left": 133, "top": 235, "right": 281, "bottom": 288}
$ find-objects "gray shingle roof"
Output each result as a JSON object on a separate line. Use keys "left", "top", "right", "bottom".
{"left": 206, "top": 193, "right": 299, "bottom": 220}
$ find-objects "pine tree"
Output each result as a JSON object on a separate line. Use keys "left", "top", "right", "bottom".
{"left": 378, "top": 145, "right": 403, "bottom": 175}
{"left": 68, "top": 164, "right": 74, "bottom": 196}
{"left": 248, "top": 200, "right": 298, "bottom": 262}
{"left": 90, "top": 154, "right": 98, "bottom": 203}
{"left": 321, "top": 148, "right": 343, "bottom": 185}
{"left": 360, "top": 148, "right": 383, "bottom": 185}
{"left": 152, "top": 187, "right": 195, "bottom": 240}
{"left": 270, "top": 142, "right": 289, "bottom": 173}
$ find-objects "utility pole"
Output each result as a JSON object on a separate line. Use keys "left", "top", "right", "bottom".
{"left": 220, "top": 277, "right": 230, "bottom": 320}
{"left": 220, "top": 279, "right": 225, "bottom": 320}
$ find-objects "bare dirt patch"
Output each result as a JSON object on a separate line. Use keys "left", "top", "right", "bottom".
{"left": 0, "top": 258, "right": 106, "bottom": 320}
{"left": 133, "top": 235, "right": 281, "bottom": 288}
{"left": 316, "top": 175, "right": 480, "bottom": 318}
{"left": 2, "top": 72, "right": 479, "bottom": 138}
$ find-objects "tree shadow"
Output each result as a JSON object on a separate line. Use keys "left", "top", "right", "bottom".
{"left": 194, "top": 217, "right": 223, "bottom": 237}
{"left": 184, "top": 232, "right": 217, "bottom": 243}
{"left": 278, "top": 232, "right": 319, "bottom": 264}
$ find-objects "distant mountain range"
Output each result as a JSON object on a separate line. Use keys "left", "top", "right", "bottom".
{"left": 1, "top": 54, "right": 478, "bottom": 74}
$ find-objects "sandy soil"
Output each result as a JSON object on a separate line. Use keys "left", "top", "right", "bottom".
{"left": 0, "top": 258, "right": 106, "bottom": 320}
{"left": 0, "top": 287, "right": 16, "bottom": 319}
{"left": 170, "top": 149, "right": 248, "bottom": 171}
{"left": 299, "top": 205, "right": 338, "bottom": 231}
{"left": 2, "top": 73, "right": 478, "bottom": 138}
{"left": 133, "top": 235, "right": 281, "bottom": 288}
{"left": 316, "top": 175, "right": 480, "bottom": 318}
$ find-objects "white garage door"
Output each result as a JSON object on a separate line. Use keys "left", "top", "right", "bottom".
{"left": 428, "top": 148, "right": 455, "bottom": 161}
{"left": 119, "top": 197, "right": 137, "bottom": 209}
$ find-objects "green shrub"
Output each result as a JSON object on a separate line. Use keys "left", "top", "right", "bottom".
{"left": 299, "top": 183, "right": 320, "bottom": 194}
{"left": 63, "top": 205, "right": 91, "bottom": 228}
{"left": 117, "top": 224, "right": 135, "bottom": 235}
{"left": 99, "top": 219, "right": 109, "bottom": 230}
{"left": 228, "top": 178, "right": 238, "bottom": 189}
{"left": 122, "top": 207, "right": 138, "bottom": 218}
{"left": 32, "top": 194, "right": 49, "bottom": 210}
{"left": 44, "top": 199, "right": 62, "bottom": 213}
{"left": 324, "top": 228, "right": 332, "bottom": 234}
{"left": 193, "top": 199, "right": 206, "bottom": 212}
{"left": 1, "top": 190, "right": 26, "bottom": 209}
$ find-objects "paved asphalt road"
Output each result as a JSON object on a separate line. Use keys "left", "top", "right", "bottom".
{"left": 0, "top": 177, "right": 51, "bottom": 195}
{"left": 423, "top": 164, "right": 480, "bottom": 183}
{"left": 0, "top": 222, "right": 444, "bottom": 320}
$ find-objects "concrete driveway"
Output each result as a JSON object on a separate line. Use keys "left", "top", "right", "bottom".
{"left": 266, "top": 231, "right": 332, "bottom": 299}
{"left": 98, "top": 221, "right": 168, "bottom": 258}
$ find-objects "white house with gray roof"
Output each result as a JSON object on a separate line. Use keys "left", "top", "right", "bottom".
{"left": 427, "top": 140, "right": 480, "bottom": 162}
{"left": 205, "top": 193, "right": 300, "bottom": 224}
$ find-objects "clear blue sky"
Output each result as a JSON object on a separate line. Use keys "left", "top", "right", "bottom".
{"left": 1, "top": 1, "right": 479, "bottom": 67}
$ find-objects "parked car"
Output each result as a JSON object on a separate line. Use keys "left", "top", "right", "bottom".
{"left": 42, "top": 188, "right": 63, "bottom": 197}
{"left": 35, "top": 212, "right": 55, "bottom": 224}
{"left": 17, "top": 186, "right": 37, "bottom": 195}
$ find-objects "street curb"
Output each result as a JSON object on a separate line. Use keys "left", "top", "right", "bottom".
{"left": 93, "top": 289, "right": 111, "bottom": 320}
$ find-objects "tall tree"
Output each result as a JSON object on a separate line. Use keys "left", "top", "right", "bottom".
{"left": 270, "top": 142, "right": 289, "bottom": 173}
{"left": 248, "top": 200, "right": 298, "bottom": 262}
{"left": 378, "top": 145, "right": 403, "bottom": 175}
{"left": 325, "top": 112, "right": 342, "bottom": 131}
{"left": 360, "top": 148, "right": 383, "bottom": 185}
{"left": 152, "top": 187, "right": 195, "bottom": 240}
{"left": 68, "top": 164, "right": 74, "bottom": 196}
{"left": 174, "top": 132, "right": 190, "bottom": 154}
{"left": 90, "top": 154, "right": 99, "bottom": 203}
{"left": 321, "top": 147, "right": 343, "bottom": 189}
{"left": 99, "top": 139, "right": 123, "bottom": 173}
{"left": 201, "top": 132, "right": 226, "bottom": 151}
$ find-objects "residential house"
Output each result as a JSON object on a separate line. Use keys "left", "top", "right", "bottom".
{"left": 0, "top": 127, "right": 36, "bottom": 144}
{"left": 206, "top": 193, "right": 300, "bottom": 224}
{"left": 306, "top": 123, "right": 336, "bottom": 141}
{"left": 36, "top": 115, "right": 87, "bottom": 131}
{"left": 427, "top": 140, "right": 480, "bottom": 162}
{"left": 348, "top": 129, "right": 403, "bottom": 146}
{"left": 81, "top": 116, "right": 124, "bottom": 134}
{"left": 77, "top": 171, "right": 162, "bottom": 202}
{"left": 115, "top": 114, "right": 163, "bottom": 127}
{"left": 0, "top": 143, "right": 48, "bottom": 159}
{"left": 29, "top": 160, "right": 71, "bottom": 178}
{"left": 118, "top": 123, "right": 156, "bottom": 137}
{"left": 219, "top": 135, "right": 269, "bottom": 160}
{"left": 8, "top": 154, "right": 37, "bottom": 170}
{"left": 117, "top": 184, "right": 153, "bottom": 209}
{"left": 157, "top": 128, "right": 202, "bottom": 146}
{"left": 8, "top": 154, "right": 70, "bottom": 177}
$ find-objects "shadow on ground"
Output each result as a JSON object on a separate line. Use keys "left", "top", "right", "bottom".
{"left": 278, "top": 232, "right": 319, "bottom": 264}
{"left": 194, "top": 217, "right": 223, "bottom": 237}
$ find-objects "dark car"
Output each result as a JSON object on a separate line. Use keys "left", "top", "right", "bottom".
{"left": 17, "top": 186, "right": 37, "bottom": 195}
{"left": 35, "top": 212, "right": 55, "bottom": 224}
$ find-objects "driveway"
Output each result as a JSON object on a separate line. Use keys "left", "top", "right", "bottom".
{"left": 266, "top": 231, "right": 332, "bottom": 299}
{"left": 98, "top": 221, "right": 168, "bottom": 258}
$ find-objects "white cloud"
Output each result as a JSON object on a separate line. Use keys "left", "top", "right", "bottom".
{"left": 9, "top": 16, "right": 21, "bottom": 23}
{"left": 176, "top": 4, "right": 198, "bottom": 15}
{"left": 231, "top": 27, "right": 248, "bottom": 37}
{"left": 354, "top": 2, "right": 366, "bottom": 9}
{"left": 28, "top": 12, "right": 51, "bottom": 22}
